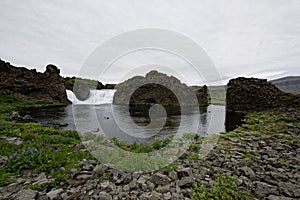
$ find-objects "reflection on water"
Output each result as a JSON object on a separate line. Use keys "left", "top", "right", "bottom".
{"left": 26, "top": 104, "right": 243, "bottom": 144}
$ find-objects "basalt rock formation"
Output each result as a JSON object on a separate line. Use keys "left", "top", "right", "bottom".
{"left": 0, "top": 59, "right": 68, "bottom": 104}
{"left": 226, "top": 77, "right": 300, "bottom": 113}
{"left": 113, "top": 70, "right": 209, "bottom": 106}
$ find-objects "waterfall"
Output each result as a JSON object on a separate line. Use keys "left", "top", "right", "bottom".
{"left": 66, "top": 89, "right": 116, "bottom": 105}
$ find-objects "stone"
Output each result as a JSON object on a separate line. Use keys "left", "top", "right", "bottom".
{"left": 150, "top": 173, "right": 171, "bottom": 186}
{"left": 278, "top": 182, "right": 300, "bottom": 197}
{"left": 254, "top": 181, "right": 279, "bottom": 197}
{"left": 14, "top": 189, "right": 37, "bottom": 200}
{"left": 6, "top": 137, "right": 23, "bottom": 146}
{"left": 23, "top": 115, "right": 33, "bottom": 122}
{"left": 150, "top": 191, "right": 162, "bottom": 200}
{"left": 11, "top": 111, "right": 22, "bottom": 120}
{"left": 163, "top": 192, "right": 172, "bottom": 200}
{"left": 156, "top": 184, "right": 171, "bottom": 193}
{"left": 75, "top": 174, "right": 93, "bottom": 180}
{"left": 99, "top": 192, "right": 112, "bottom": 200}
{"left": 266, "top": 195, "right": 293, "bottom": 200}
{"left": 239, "top": 166, "right": 256, "bottom": 179}
{"left": 178, "top": 177, "right": 195, "bottom": 188}
{"left": 82, "top": 165, "right": 93, "bottom": 171}
{"left": 123, "top": 185, "right": 130, "bottom": 192}
{"left": 137, "top": 176, "right": 147, "bottom": 185}
{"left": 177, "top": 168, "right": 193, "bottom": 179}
{"left": 32, "top": 174, "right": 53, "bottom": 190}
{"left": 0, "top": 156, "right": 8, "bottom": 165}
{"left": 140, "top": 193, "right": 152, "bottom": 200}
{"left": 129, "top": 179, "right": 138, "bottom": 189}
{"left": 132, "top": 170, "right": 143, "bottom": 179}
{"left": 58, "top": 122, "right": 68, "bottom": 127}
{"left": 47, "top": 188, "right": 63, "bottom": 200}
{"left": 168, "top": 170, "right": 178, "bottom": 181}
{"left": 100, "top": 181, "right": 110, "bottom": 189}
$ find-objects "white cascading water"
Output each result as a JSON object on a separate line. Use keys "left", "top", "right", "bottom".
{"left": 66, "top": 89, "right": 116, "bottom": 105}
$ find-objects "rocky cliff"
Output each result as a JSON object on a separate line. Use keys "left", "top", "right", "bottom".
{"left": 0, "top": 59, "right": 68, "bottom": 104}
{"left": 226, "top": 77, "right": 300, "bottom": 113}
{"left": 113, "top": 70, "right": 209, "bottom": 106}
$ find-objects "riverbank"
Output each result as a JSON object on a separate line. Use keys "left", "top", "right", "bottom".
{"left": 0, "top": 95, "right": 299, "bottom": 199}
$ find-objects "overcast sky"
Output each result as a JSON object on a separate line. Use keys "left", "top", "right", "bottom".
{"left": 0, "top": 0, "right": 299, "bottom": 85}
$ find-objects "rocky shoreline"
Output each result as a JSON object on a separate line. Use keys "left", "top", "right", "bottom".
{"left": 0, "top": 108, "right": 299, "bottom": 200}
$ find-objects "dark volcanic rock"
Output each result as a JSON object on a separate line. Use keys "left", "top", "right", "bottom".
{"left": 0, "top": 59, "right": 68, "bottom": 104}
{"left": 113, "top": 70, "right": 208, "bottom": 106}
{"left": 226, "top": 77, "right": 300, "bottom": 113}
{"left": 192, "top": 85, "right": 209, "bottom": 106}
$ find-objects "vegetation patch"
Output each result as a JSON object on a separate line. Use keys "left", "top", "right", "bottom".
{"left": 191, "top": 173, "right": 253, "bottom": 200}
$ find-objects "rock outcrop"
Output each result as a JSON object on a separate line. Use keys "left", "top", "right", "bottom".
{"left": 0, "top": 59, "right": 68, "bottom": 104}
{"left": 226, "top": 77, "right": 300, "bottom": 113}
{"left": 113, "top": 70, "right": 209, "bottom": 106}
{"left": 191, "top": 85, "right": 209, "bottom": 107}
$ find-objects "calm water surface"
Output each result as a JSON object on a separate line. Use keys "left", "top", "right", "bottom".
{"left": 26, "top": 104, "right": 244, "bottom": 144}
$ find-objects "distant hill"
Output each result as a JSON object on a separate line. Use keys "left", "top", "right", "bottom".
{"left": 270, "top": 76, "right": 300, "bottom": 94}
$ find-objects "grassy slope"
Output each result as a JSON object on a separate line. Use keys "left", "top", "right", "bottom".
{"left": 1, "top": 94, "right": 298, "bottom": 199}
{"left": 0, "top": 95, "right": 93, "bottom": 186}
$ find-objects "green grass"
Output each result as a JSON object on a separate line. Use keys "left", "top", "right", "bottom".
{"left": 23, "top": 184, "right": 42, "bottom": 191}
{"left": 191, "top": 173, "right": 253, "bottom": 200}
{"left": 0, "top": 94, "right": 93, "bottom": 187}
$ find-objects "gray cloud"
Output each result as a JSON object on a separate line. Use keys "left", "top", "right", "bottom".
{"left": 0, "top": 0, "right": 299, "bottom": 85}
